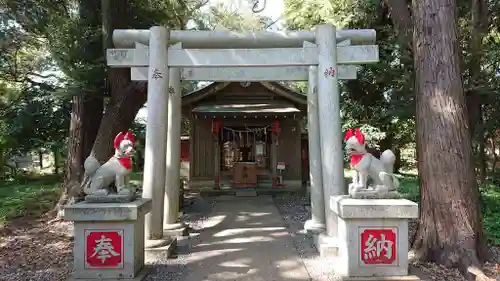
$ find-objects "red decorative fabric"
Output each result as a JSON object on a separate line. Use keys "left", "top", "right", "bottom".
{"left": 118, "top": 157, "right": 132, "bottom": 170}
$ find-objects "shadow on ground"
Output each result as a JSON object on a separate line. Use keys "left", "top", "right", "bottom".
{"left": 147, "top": 195, "right": 311, "bottom": 281}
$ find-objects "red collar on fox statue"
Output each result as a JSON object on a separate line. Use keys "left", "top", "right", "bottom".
{"left": 345, "top": 128, "right": 366, "bottom": 166}
{"left": 117, "top": 157, "right": 132, "bottom": 170}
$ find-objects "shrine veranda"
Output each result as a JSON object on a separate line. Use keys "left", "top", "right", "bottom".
{"left": 63, "top": 25, "right": 419, "bottom": 281}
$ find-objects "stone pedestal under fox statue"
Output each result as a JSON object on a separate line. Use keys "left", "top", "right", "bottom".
{"left": 344, "top": 128, "right": 400, "bottom": 199}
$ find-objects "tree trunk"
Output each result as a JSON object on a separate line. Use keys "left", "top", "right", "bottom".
{"left": 468, "top": 0, "right": 488, "bottom": 183}
{"left": 411, "top": 0, "right": 490, "bottom": 280}
{"left": 492, "top": 142, "right": 498, "bottom": 172}
{"left": 53, "top": 147, "right": 59, "bottom": 174}
{"left": 51, "top": 94, "right": 103, "bottom": 216}
{"left": 89, "top": 81, "right": 147, "bottom": 162}
{"left": 82, "top": 95, "right": 104, "bottom": 159}
{"left": 88, "top": 0, "right": 147, "bottom": 162}
{"left": 54, "top": 96, "right": 87, "bottom": 213}
{"left": 477, "top": 106, "right": 486, "bottom": 183}
{"left": 52, "top": 0, "right": 108, "bottom": 215}
{"left": 383, "top": 0, "right": 413, "bottom": 58}
{"left": 393, "top": 147, "right": 402, "bottom": 173}
{"left": 38, "top": 150, "right": 43, "bottom": 169}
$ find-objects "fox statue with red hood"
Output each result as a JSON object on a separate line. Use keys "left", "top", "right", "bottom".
{"left": 82, "top": 131, "right": 136, "bottom": 197}
{"left": 344, "top": 128, "right": 400, "bottom": 198}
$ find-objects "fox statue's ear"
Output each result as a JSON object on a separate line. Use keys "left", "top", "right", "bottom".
{"left": 124, "top": 131, "right": 136, "bottom": 144}
{"left": 114, "top": 132, "right": 125, "bottom": 149}
{"left": 345, "top": 129, "right": 354, "bottom": 142}
{"left": 354, "top": 128, "right": 365, "bottom": 144}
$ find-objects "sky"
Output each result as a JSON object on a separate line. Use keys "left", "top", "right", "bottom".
{"left": 208, "top": 0, "right": 284, "bottom": 21}
{"left": 135, "top": 0, "right": 285, "bottom": 123}
{"left": 222, "top": 0, "right": 284, "bottom": 22}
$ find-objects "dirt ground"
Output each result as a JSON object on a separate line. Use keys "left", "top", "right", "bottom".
{"left": 0, "top": 216, "right": 73, "bottom": 281}
{"left": 407, "top": 220, "right": 500, "bottom": 281}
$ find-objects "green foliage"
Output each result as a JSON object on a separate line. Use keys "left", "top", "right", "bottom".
{"left": 396, "top": 176, "right": 500, "bottom": 245}
{"left": 0, "top": 4, "right": 69, "bottom": 178}
{"left": 0, "top": 174, "right": 61, "bottom": 222}
{"left": 283, "top": 0, "right": 416, "bottom": 170}
{"left": 193, "top": 2, "right": 271, "bottom": 31}
{"left": 479, "top": 183, "right": 500, "bottom": 245}
{"left": 396, "top": 175, "right": 420, "bottom": 203}
{"left": 346, "top": 170, "right": 500, "bottom": 245}
{"left": 284, "top": 0, "right": 378, "bottom": 29}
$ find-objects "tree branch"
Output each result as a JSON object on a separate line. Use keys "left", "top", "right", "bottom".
{"left": 383, "top": 0, "right": 413, "bottom": 51}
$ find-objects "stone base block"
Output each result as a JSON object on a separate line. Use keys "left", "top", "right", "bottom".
{"left": 145, "top": 238, "right": 172, "bottom": 249}
{"left": 68, "top": 265, "right": 151, "bottom": 281}
{"left": 163, "top": 223, "right": 188, "bottom": 238}
{"left": 349, "top": 190, "right": 400, "bottom": 199}
{"left": 304, "top": 219, "right": 326, "bottom": 234}
{"left": 235, "top": 190, "right": 257, "bottom": 197}
{"left": 85, "top": 193, "right": 136, "bottom": 203}
{"left": 330, "top": 195, "right": 418, "bottom": 278}
{"left": 63, "top": 199, "right": 151, "bottom": 280}
{"left": 339, "top": 275, "right": 420, "bottom": 281}
{"left": 144, "top": 238, "right": 176, "bottom": 261}
{"left": 313, "top": 232, "right": 339, "bottom": 257}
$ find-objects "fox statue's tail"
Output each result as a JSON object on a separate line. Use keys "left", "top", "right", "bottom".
{"left": 379, "top": 149, "right": 400, "bottom": 189}
{"left": 84, "top": 155, "right": 101, "bottom": 176}
{"left": 81, "top": 155, "right": 101, "bottom": 195}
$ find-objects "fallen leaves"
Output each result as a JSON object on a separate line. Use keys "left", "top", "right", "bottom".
{"left": 0, "top": 217, "right": 73, "bottom": 280}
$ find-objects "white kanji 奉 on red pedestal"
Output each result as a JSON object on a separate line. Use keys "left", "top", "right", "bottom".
{"left": 64, "top": 199, "right": 151, "bottom": 280}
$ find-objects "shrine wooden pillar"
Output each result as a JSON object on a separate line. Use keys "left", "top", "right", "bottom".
{"left": 212, "top": 119, "right": 221, "bottom": 189}
{"left": 164, "top": 51, "right": 183, "bottom": 230}
{"left": 271, "top": 120, "right": 280, "bottom": 187}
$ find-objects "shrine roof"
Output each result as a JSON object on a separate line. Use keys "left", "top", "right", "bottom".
{"left": 182, "top": 81, "right": 306, "bottom": 106}
{"left": 191, "top": 101, "right": 300, "bottom": 114}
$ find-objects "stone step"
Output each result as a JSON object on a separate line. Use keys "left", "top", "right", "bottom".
{"left": 235, "top": 190, "right": 258, "bottom": 197}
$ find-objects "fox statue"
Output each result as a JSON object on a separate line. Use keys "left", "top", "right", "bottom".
{"left": 344, "top": 128, "right": 400, "bottom": 198}
{"left": 82, "top": 131, "right": 136, "bottom": 196}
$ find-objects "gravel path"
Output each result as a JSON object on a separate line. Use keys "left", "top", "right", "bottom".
{"left": 145, "top": 194, "right": 216, "bottom": 281}
{"left": 273, "top": 194, "right": 338, "bottom": 281}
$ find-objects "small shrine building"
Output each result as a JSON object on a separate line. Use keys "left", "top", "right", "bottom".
{"left": 182, "top": 81, "right": 309, "bottom": 189}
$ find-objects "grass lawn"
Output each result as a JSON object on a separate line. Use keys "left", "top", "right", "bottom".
{"left": 0, "top": 173, "right": 145, "bottom": 224}
{"left": 343, "top": 169, "right": 500, "bottom": 245}
{"left": 0, "top": 174, "right": 61, "bottom": 223}
{"left": 129, "top": 172, "right": 143, "bottom": 184}
{"left": 396, "top": 174, "right": 500, "bottom": 245}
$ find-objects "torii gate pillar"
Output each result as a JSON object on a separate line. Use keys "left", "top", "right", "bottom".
{"left": 314, "top": 24, "right": 346, "bottom": 254}
{"left": 142, "top": 26, "right": 170, "bottom": 247}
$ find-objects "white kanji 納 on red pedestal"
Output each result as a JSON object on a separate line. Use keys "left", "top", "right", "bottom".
{"left": 360, "top": 228, "right": 397, "bottom": 264}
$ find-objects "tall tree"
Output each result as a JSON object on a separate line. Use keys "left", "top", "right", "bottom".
{"left": 1, "top": 0, "right": 209, "bottom": 209}
{"left": 466, "top": 0, "right": 489, "bottom": 182}
{"left": 411, "top": 0, "right": 489, "bottom": 280}
{"left": 61, "top": 0, "right": 106, "bottom": 205}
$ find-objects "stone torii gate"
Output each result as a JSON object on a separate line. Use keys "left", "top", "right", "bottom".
{"left": 107, "top": 24, "right": 379, "bottom": 253}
